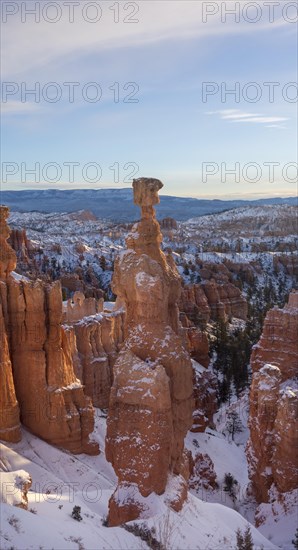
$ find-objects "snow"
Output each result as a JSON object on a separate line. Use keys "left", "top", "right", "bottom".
{"left": 11, "top": 271, "right": 29, "bottom": 282}
{"left": 104, "top": 301, "right": 116, "bottom": 312}
{"left": 0, "top": 417, "right": 278, "bottom": 550}
{"left": 0, "top": 470, "right": 31, "bottom": 507}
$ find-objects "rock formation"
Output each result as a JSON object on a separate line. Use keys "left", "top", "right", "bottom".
{"left": 246, "top": 292, "right": 298, "bottom": 503}
{"left": 184, "top": 325, "right": 210, "bottom": 368}
{"left": 250, "top": 292, "right": 298, "bottom": 380}
{"left": 191, "top": 361, "right": 217, "bottom": 433}
{"left": 179, "top": 285, "right": 211, "bottom": 327}
{"left": 0, "top": 206, "right": 17, "bottom": 280}
{"left": 0, "top": 205, "right": 98, "bottom": 455}
{"left": 179, "top": 279, "right": 247, "bottom": 325}
{"left": 8, "top": 228, "right": 34, "bottom": 265}
{"left": 189, "top": 452, "right": 217, "bottom": 492}
{"left": 160, "top": 217, "right": 178, "bottom": 230}
{"left": 0, "top": 289, "right": 21, "bottom": 443}
{"left": 63, "top": 290, "right": 104, "bottom": 323}
{"left": 60, "top": 272, "right": 105, "bottom": 300}
{"left": 105, "top": 178, "right": 194, "bottom": 526}
{"left": 0, "top": 469, "right": 32, "bottom": 510}
{"left": 0, "top": 206, "right": 21, "bottom": 442}
{"left": 69, "top": 308, "right": 125, "bottom": 409}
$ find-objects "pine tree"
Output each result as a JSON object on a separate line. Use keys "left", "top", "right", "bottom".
{"left": 243, "top": 525, "right": 253, "bottom": 550}
{"left": 226, "top": 411, "right": 243, "bottom": 441}
{"left": 235, "top": 525, "right": 253, "bottom": 550}
{"left": 224, "top": 472, "right": 238, "bottom": 501}
{"left": 71, "top": 505, "right": 82, "bottom": 521}
{"left": 236, "top": 528, "right": 244, "bottom": 550}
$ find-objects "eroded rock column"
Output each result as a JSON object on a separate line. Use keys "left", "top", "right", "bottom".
{"left": 0, "top": 206, "right": 21, "bottom": 442}
{"left": 246, "top": 292, "right": 298, "bottom": 503}
{"left": 105, "top": 178, "right": 194, "bottom": 525}
{"left": 0, "top": 205, "right": 98, "bottom": 455}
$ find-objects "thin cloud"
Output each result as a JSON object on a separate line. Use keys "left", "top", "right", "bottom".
{"left": 206, "top": 109, "right": 289, "bottom": 126}
{"left": 1, "top": 1, "right": 291, "bottom": 80}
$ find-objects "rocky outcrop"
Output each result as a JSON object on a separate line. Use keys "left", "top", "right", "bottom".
{"left": 273, "top": 254, "right": 298, "bottom": 278}
{"left": 179, "top": 285, "right": 211, "bottom": 327}
{"left": 106, "top": 178, "right": 194, "bottom": 526}
{"left": 217, "top": 282, "right": 248, "bottom": 320}
{"left": 0, "top": 287, "right": 21, "bottom": 443}
{"left": 185, "top": 326, "right": 210, "bottom": 368}
{"left": 60, "top": 272, "right": 104, "bottom": 300}
{"left": 246, "top": 293, "right": 298, "bottom": 503}
{"left": 160, "top": 217, "right": 178, "bottom": 230}
{"left": 191, "top": 361, "right": 217, "bottom": 433}
{"left": 63, "top": 291, "right": 104, "bottom": 323}
{"left": 0, "top": 206, "right": 21, "bottom": 442}
{"left": 8, "top": 228, "right": 34, "bottom": 264}
{"left": 0, "top": 205, "right": 98, "bottom": 455}
{"left": 189, "top": 452, "right": 217, "bottom": 492}
{"left": 250, "top": 292, "right": 298, "bottom": 380}
{"left": 0, "top": 206, "right": 16, "bottom": 281}
{"left": 201, "top": 280, "right": 247, "bottom": 322}
{"left": 200, "top": 262, "right": 231, "bottom": 284}
{"left": 0, "top": 469, "right": 32, "bottom": 510}
{"left": 70, "top": 309, "right": 125, "bottom": 409}
{"left": 6, "top": 278, "right": 98, "bottom": 454}
{"left": 180, "top": 279, "right": 247, "bottom": 326}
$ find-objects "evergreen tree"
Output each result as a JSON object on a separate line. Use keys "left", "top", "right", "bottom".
{"left": 235, "top": 525, "right": 253, "bottom": 550}
{"left": 71, "top": 505, "right": 82, "bottom": 521}
{"left": 225, "top": 411, "right": 243, "bottom": 441}
{"left": 224, "top": 472, "right": 238, "bottom": 501}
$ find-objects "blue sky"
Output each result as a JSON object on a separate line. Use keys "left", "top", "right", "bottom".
{"left": 1, "top": 0, "right": 297, "bottom": 198}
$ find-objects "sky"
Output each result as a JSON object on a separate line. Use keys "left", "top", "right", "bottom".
{"left": 0, "top": 0, "right": 297, "bottom": 199}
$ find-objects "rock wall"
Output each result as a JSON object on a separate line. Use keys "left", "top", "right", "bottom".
{"left": 8, "top": 228, "right": 34, "bottom": 264}
{"left": 62, "top": 290, "right": 104, "bottom": 323}
{"left": 180, "top": 279, "right": 247, "bottom": 325}
{"left": 246, "top": 293, "right": 298, "bottom": 503}
{"left": 250, "top": 293, "right": 298, "bottom": 380}
{"left": 191, "top": 361, "right": 217, "bottom": 433}
{"left": 105, "top": 178, "right": 194, "bottom": 526}
{"left": 0, "top": 286, "right": 21, "bottom": 443}
{"left": 0, "top": 205, "right": 99, "bottom": 455}
{"left": 70, "top": 309, "right": 125, "bottom": 409}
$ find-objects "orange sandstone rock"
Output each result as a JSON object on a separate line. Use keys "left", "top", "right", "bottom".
{"left": 247, "top": 292, "right": 298, "bottom": 503}
{"left": 0, "top": 206, "right": 17, "bottom": 281}
{"left": 0, "top": 286, "right": 21, "bottom": 442}
{"left": 0, "top": 207, "right": 98, "bottom": 454}
{"left": 106, "top": 178, "right": 194, "bottom": 525}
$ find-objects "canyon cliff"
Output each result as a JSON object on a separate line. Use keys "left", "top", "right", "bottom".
{"left": 105, "top": 178, "right": 194, "bottom": 526}
{"left": 246, "top": 292, "right": 298, "bottom": 503}
{"left": 0, "top": 205, "right": 99, "bottom": 455}
{"left": 180, "top": 280, "right": 247, "bottom": 325}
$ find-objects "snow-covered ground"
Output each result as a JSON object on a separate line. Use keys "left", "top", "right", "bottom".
{"left": 1, "top": 414, "right": 278, "bottom": 550}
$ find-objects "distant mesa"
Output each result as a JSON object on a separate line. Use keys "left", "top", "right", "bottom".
{"left": 1, "top": 188, "right": 296, "bottom": 222}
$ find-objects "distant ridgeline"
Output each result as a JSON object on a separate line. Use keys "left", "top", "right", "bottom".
{"left": 1, "top": 189, "right": 297, "bottom": 222}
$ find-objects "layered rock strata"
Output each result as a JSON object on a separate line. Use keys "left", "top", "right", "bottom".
{"left": 106, "top": 178, "right": 194, "bottom": 525}
{"left": 0, "top": 207, "right": 21, "bottom": 442}
{"left": 246, "top": 292, "right": 298, "bottom": 503}
{"left": 0, "top": 205, "right": 98, "bottom": 455}
{"left": 70, "top": 308, "right": 125, "bottom": 409}
{"left": 179, "top": 280, "right": 247, "bottom": 325}
{"left": 63, "top": 290, "right": 104, "bottom": 323}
